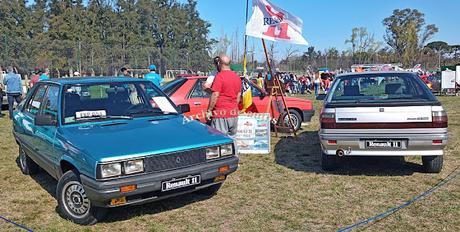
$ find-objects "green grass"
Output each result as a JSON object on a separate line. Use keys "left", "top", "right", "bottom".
{"left": 0, "top": 95, "right": 459, "bottom": 231}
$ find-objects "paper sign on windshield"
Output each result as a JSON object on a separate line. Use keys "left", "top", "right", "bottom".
{"left": 152, "top": 97, "right": 178, "bottom": 114}
{"left": 76, "top": 110, "right": 107, "bottom": 119}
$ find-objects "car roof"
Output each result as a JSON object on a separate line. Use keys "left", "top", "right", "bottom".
{"left": 40, "top": 76, "right": 149, "bottom": 85}
{"left": 336, "top": 71, "right": 416, "bottom": 78}
{"left": 182, "top": 75, "right": 208, "bottom": 80}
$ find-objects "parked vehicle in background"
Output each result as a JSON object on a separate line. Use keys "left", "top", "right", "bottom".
{"left": 318, "top": 72, "right": 448, "bottom": 173}
{"left": 12, "top": 77, "right": 238, "bottom": 225}
{"left": 162, "top": 76, "right": 315, "bottom": 131}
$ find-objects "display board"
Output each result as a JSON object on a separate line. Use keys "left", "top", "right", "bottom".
{"left": 441, "top": 70, "right": 456, "bottom": 89}
{"left": 234, "top": 113, "right": 270, "bottom": 154}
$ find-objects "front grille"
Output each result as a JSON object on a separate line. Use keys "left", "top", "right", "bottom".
{"left": 144, "top": 149, "right": 206, "bottom": 173}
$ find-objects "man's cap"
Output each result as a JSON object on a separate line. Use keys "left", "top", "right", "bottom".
{"left": 149, "top": 64, "right": 156, "bottom": 70}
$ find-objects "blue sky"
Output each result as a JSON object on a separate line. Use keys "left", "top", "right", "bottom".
{"left": 194, "top": 0, "right": 460, "bottom": 59}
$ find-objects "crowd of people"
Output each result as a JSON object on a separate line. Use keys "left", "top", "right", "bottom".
{"left": 251, "top": 71, "right": 334, "bottom": 96}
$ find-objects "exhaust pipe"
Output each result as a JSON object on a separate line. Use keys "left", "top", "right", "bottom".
{"left": 336, "top": 149, "right": 345, "bottom": 157}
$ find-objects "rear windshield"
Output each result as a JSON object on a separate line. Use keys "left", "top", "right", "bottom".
{"left": 161, "top": 78, "right": 187, "bottom": 96}
{"left": 328, "top": 73, "right": 436, "bottom": 103}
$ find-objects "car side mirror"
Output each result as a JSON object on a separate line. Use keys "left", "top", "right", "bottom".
{"left": 316, "top": 94, "right": 326, "bottom": 100}
{"left": 35, "top": 114, "right": 57, "bottom": 126}
{"left": 178, "top": 104, "right": 190, "bottom": 113}
{"left": 259, "top": 92, "right": 266, "bottom": 99}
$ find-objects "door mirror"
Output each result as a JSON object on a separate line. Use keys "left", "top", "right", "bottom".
{"left": 178, "top": 104, "right": 190, "bottom": 113}
{"left": 35, "top": 114, "right": 57, "bottom": 126}
{"left": 259, "top": 91, "right": 266, "bottom": 99}
{"left": 316, "top": 94, "right": 326, "bottom": 101}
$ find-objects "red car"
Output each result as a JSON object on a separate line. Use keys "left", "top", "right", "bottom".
{"left": 161, "top": 76, "right": 315, "bottom": 131}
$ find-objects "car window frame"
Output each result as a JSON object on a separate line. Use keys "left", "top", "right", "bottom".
{"left": 23, "top": 83, "right": 49, "bottom": 117}
{"left": 188, "top": 78, "right": 211, "bottom": 99}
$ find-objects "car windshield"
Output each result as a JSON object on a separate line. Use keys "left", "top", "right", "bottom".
{"left": 62, "top": 81, "right": 178, "bottom": 124}
{"left": 161, "top": 78, "right": 187, "bottom": 96}
{"left": 329, "top": 73, "right": 436, "bottom": 103}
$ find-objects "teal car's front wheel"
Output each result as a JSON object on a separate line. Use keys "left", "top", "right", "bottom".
{"left": 18, "top": 146, "right": 39, "bottom": 175}
{"left": 57, "top": 171, "right": 106, "bottom": 225}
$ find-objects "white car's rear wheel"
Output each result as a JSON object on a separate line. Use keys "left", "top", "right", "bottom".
{"left": 422, "top": 155, "right": 443, "bottom": 173}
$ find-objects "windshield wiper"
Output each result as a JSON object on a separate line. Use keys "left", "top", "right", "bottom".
{"left": 76, "top": 115, "right": 133, "bottom": 122}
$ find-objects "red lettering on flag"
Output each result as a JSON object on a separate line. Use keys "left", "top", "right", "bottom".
{"left": 263, "top": 23, "right": 290, "bottom": 39}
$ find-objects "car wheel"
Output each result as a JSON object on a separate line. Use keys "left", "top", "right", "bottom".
{"left": 18, "top": 146, "right": 39, "bottom": 175}
{"left": 57, "top": 171, "right": 106, "bottom": 225}
{"left": 196, "top": 183, "right": 222, "bottom": 196}
{"left": 321, "top": 152, "right": 337, "bottom": 171}
{"left": 281, "top": 110, "right": 302, "bottom": 132}
{"left": 422, "top": 156, "right": 443, "bottom": 173}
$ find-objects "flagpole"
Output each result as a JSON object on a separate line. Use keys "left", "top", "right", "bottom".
{"left": 243, "top": 0, "right": 249, "bottom": 77}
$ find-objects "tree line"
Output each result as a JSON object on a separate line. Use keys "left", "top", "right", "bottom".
{"left": 0, "top": 0, "right": 214, "bottom": 76}
{"left": 276, "top": 9, "right": 460, "bottom": 72}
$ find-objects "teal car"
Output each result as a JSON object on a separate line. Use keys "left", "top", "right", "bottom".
{"left": 12, "top": 77, "right": 238, "bottom": 225}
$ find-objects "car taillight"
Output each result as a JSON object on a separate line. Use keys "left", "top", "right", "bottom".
{"left": 431, "top": 106, "right": 448, "bottom": 128}
{"left": 320, "top": 108, "right": 336, "bottom": 129}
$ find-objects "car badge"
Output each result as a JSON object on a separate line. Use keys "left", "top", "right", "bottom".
{"left": 379, "top": 108, "right": 384, "bottom": 112}
{"left": 176, "top": 157, "right": 181, "bottom": 164}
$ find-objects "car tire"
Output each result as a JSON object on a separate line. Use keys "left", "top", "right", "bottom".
{"left": 18, "top": 146, "right": 39, "bottom": 175}
{"left": 321, "top": 152, "right": 337, "bottom": 171}
{"left": 57, "top": 170, "right": 106, "bottom": 225}
{"left": 281, "top": 110, "right": 302, "bottom": 132}
{"left": 422, "top": 155, "right": 443, "bottom": 173}
{"left": 196, "top": 183, "right": 222, "bottom": 196}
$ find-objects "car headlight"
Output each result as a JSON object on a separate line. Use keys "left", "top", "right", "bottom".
{"left": 100, "top": 163, "right": 122, "bottom": 178}
{"left": 220, "top": 144, "right": 233, "bottom": 156}
{"left": 124, "top": 160, "right": 144, "bottom": 174}
{"left": 206, "top": 147, "right": 220, "bottom": 159}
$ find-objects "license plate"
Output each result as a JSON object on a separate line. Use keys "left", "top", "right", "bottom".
{"left": 366, "top": 140, "right": 402, "bottom": 148}
{"left": 161, "top": 175, "right": 201, "bottom": 192}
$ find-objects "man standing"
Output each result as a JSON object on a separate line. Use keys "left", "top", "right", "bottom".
{"left": 3, "top": 66, "right": 23, "bottom": 119}
{"left": 29, "top": 68, "right": 41, "bottom": 88}
{"left": 144, "top": 64, "right": 163, "bottom": 87}
{"left": 0, "top": 67, "right": 5, "bottom": 117}
{"left": 39, "top": 68, "right": 50, "bottom": 81}
{"left": 120, "top": 67, "right": 131, "bottom": 77}
{"left": 206, "top": 55, "right": 242, "bottom": 136}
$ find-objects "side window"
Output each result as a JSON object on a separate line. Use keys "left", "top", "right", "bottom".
{"left": 190, "top": 79, "right": 210, "bottom": 98}
{"left": 25, "top": 85, "right": 48, "bottom": 116}
{"left": 41, "top": 85, "right": 60, "bottom": 119}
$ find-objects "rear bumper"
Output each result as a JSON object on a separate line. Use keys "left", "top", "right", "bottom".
{"left": 319, "top": 131, "right": 448, "bottom": 156}
{"left": 302, "top": 110, "right": 315, "bottom": 122}
{"left": 80, "top": 156, "right": 239, "bottom": 207}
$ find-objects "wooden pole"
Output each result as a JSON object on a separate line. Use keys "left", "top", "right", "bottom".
{"left": 261, "top": 39, "right": 296, "bottom": 136}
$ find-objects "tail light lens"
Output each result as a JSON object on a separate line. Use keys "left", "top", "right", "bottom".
{"left": 320, "top": 108, "right": 336, "bottom": 129}
{"left": 431, "top": 106, "right": 448, "bottom": 128}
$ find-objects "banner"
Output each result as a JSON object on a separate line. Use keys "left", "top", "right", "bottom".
{"left": 235, "top": 113, "right": 270, "bottom": 154}
{"left": 245, "top": 0, "right": 308, "bottom": 45}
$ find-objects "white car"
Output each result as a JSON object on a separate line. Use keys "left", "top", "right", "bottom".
{"left": 318, "top": 72, "right": 448, "bottom": 173}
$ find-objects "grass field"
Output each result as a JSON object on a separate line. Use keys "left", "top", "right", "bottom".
{"left": 0, "top": 95, "right": 459, "bottom": 232}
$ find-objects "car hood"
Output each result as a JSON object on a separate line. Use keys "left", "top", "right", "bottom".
{"left": 283, "top": 97, "right": 313, "bottom": 110}
{"left": 59, "top": 115, "right": 232, "bottom": 162}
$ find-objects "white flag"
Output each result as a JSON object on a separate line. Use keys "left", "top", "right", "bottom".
{"left": 245, "top": 0, "right": 308, "bottom": 45}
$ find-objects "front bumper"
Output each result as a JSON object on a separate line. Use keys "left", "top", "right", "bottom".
{"left": 319, "top": 132, "right": 448, "bottom": 156}
{"left": 302, "top": 110, "right": 315, "bottom": 122}
{"left": 80, "top": 156, "right": 239, "bottom": 207}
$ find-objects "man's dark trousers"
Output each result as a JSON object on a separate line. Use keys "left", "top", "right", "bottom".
{"left": 7, "top": 93, "right": 22, "bottom": 119}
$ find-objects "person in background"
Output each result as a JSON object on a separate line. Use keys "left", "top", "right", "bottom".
{"left": 39, "top": 68, "right": 50, "bottom": 81}
{"left": 256, "top": 72, "right": 264, "bottom": 90}
{"left": 144, "top": 64, "right": 163, "bottom": 87}
{"left": 206, "top": 55, "right": 242, "bottom": 136}
{"left": 314, "top": 73, "right": 321, "bottom": 97}
{"left": 29, "top": 68, "right": 41, "bottom": 88}
{"left": 0, "top": 67, "right": 4, "bottom": 117}
{"left": 3, "top": 66, "right": 23, "bottom": 119}
{"left": 120, "top": 67, "right": 131, "bottom": 77}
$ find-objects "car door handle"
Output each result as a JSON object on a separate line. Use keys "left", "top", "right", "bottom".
{"left": 193, "top": 102, "right": 202, "bottom": 106}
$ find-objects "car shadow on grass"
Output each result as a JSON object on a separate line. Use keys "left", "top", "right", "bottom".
{"left": 274, "top": 130, "right": 424, "bottom": 176}
{"left": 15, "top": 157, "right": 216, "bottom": 223}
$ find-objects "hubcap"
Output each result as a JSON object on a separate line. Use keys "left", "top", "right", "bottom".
{"left": 62, "top": 181, "right": 91, "bottom": 218}
{"left": 19, "top": 149, "right": 27, "bottom": 171}
{"left": 284, "top": 113, "right": 299, "bottom": 129}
